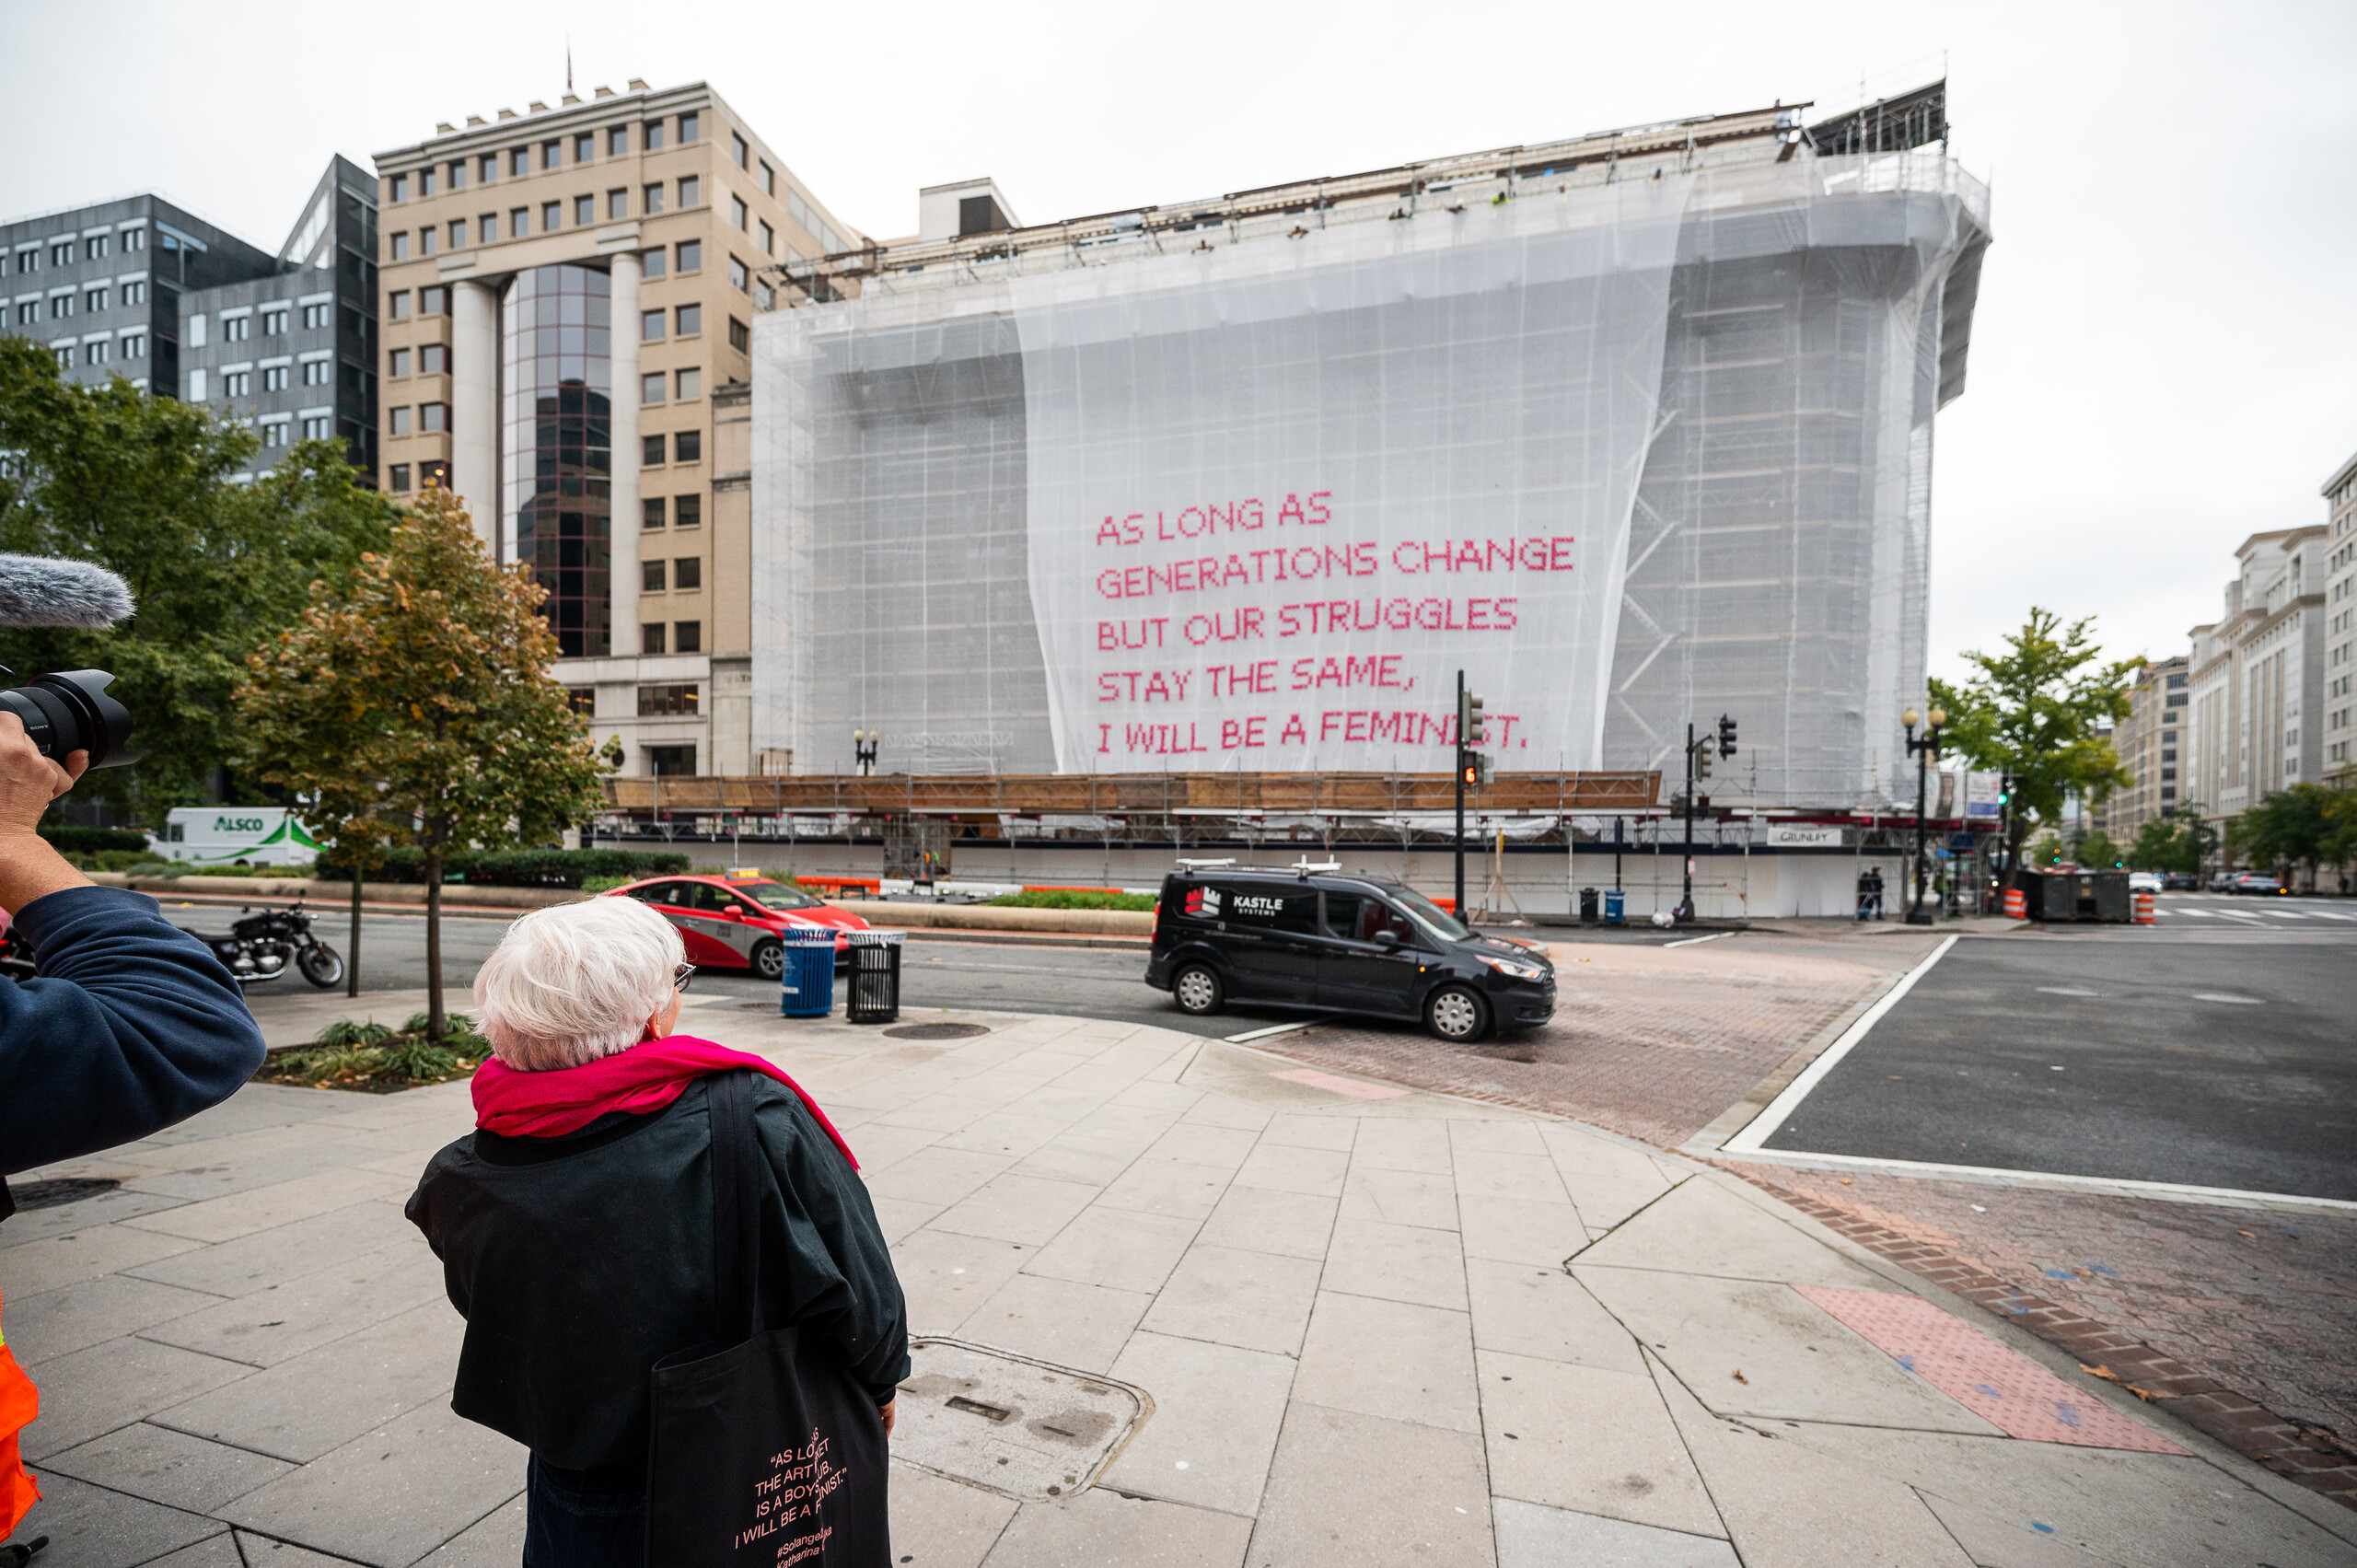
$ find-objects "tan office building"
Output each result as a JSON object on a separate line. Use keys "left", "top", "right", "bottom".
{"left": 2187, "top": 526, "right": 2328, "bottom": 858}
{"left": 371, "top": 79, "right": 856, "bottom": 776}
{"left": 2324, "top": 447, "right": 2357, "bottom": 778}
{"left": 2104, "top": 654, "right": 2188, "bottom": 847}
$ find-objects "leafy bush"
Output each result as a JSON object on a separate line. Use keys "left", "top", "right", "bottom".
{"left": 65, "top": 849, "right": 180, "bottom": 874}
{"left": 41, "top": 826, "right": 151, "bottom": 854}
{"left": 317, "top": 847, "right": 690, "bottom": 888}
{"left": 189, "top": 863, "right": 311, "bottom": 877}
{"left": 262, "top": 1012, "right": 492, "bottom": 1092}
{"left": 987, "top": 889, "right": 1159, "bottom": 912}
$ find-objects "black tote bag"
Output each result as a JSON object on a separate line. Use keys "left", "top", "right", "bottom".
{"left": 644, "top": 1071, "right": 890, "bottom": 1567}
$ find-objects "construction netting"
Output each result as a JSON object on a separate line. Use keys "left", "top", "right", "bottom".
{"left": 752, "top": 150, "right": 1990, "bottom": 804}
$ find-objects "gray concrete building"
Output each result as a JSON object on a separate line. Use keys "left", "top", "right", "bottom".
{"left": 180, "top": 157, "right": 380, "bottom": 482}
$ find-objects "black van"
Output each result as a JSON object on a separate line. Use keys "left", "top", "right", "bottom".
{"left": 1144, "top": 866, "right": 1555, "bottom": 1041}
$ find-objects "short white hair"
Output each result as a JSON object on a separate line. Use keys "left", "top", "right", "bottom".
{"left": 474, "top": 897, "right": 684, "bottom": 1071}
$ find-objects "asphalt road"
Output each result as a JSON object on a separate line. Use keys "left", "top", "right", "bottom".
{"left": 1759, "top": 914, "right": 2357, "bottom": 1202}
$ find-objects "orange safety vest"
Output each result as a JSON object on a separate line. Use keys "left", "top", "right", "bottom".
{"left": 0, "top": 1289, "right": 39, "bottom": 1538}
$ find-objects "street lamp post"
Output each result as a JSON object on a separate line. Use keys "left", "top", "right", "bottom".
{"left": 1901, "top": 704, "right": 1946, "bottom": 926}
{"left": 852, "top": 728, "right": 880, "bottom": 777}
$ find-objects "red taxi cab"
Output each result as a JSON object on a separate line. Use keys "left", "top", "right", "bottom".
{"left": 602, "top": 873, "right": 871, "bottom": 980}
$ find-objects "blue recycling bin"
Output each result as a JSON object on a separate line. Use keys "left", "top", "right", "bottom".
{"left": 1604, "top": 889, "right": 1626, "bottom": 926}
{"left": 778, "top": 926, "right": 839, "bottom": 1018}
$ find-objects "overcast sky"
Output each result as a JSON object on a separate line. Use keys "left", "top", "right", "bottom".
{"left": 5, "top": 0, "right": 2351, "bottom": 683}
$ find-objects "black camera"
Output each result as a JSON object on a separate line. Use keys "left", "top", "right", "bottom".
{"left": 0, "top": 670, "right": 136, "bottom": 770}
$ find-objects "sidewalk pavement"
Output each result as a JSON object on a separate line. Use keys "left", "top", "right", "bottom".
{"left": 6, "top": 999, "right": 2354, "bottom": 1567}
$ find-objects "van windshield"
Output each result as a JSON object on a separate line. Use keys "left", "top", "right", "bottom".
{"left": 1392, "top": 888, "right": 1470, "bottom": 941}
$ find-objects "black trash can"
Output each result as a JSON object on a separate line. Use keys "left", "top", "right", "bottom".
{"left": 1578, "top": 887, "right": 1599, "bottom": 924}
{"left": 846, "top": 930, "right": 904, "bottom": 1024}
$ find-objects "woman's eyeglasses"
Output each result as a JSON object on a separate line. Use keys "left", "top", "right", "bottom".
{"left": 673, "top": 962, "right": 697, "bottom": 993}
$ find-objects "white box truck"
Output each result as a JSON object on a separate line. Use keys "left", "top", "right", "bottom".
{"left": 147, "top": 807, "right": 320, "bottom": 867}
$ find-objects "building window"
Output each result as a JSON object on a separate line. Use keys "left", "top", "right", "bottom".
{"left": 608, "top": 125, "right": 629, "bottom": 157}
{"left": 505, "top": 263, "right": 616, "bottom": 658}
{"left": 480, "top": 214, "right": 498, "bottom": 244}
{"left": 644, "top": 433, "right": 666, "bottom": 466}
{"left": 643, "top": 308, "right": 665, "bottom": 342}
{"left": 731, "top": 132, "right": 749, "bottom": 168}
{"left": 642, "top": 373, "right": 665, "bottom": 405}
{"left": 731, "top": 195, "right": 748, "bottom": 230}
{"left": 679, "top": 176, "right": 701, "bottom": 209}
{"left": 641, "top": 623, "right": 667, "bottom": 656}
{"left": 676, "top": 367, "right": 701, "bottom": 401}
{"left": 224, "top": 315, "right": 250, "bottom": 342}
{"left": 421, "top": 285, "right": 447, "bottom": 314}
{"left": 754, "top": 280, "right": 773, "bottom": 311}
{"left": 679, "top": 111, "right": 700, "bottom": 143}
{"left": 420, "top": 168, "right": 435, "bottom": 197}
{"left": 728, "top": 255, "right": 749, "bottom": 292}
{"left": 303, "top": 415, "right": 331, "bottom": 440}
{"left": 302, "top": 359, "right": 330, "bottom": 385}
{"left": 644, "top": 119, "right": 665, "bottom": 150}
{"left": 86, "top": 287, "right": 108, "bottom": 313}
{"left": 84, "top": 340, "right": 109, "bottom": 366}
{"left": 575, "top": 132, "right": 595, "bottom": 164}
{"left": 121, "top": 332, "right": 145, "bottom": 357}
{"left": 675, "top": 494, "right": 702, "bottom": 528}
{"left": 262, "top": 365, "right": 290, "bottom": 391}
{"left": 643, "top": 559, "right": 667, "bottom": 592}
{"left": 511, "top": 207, "right": 529, "bottom": 238}
{"left": 263, "top": 307, "right": 289, "bottom": 334}
{"left": 675, "top": 429, "right": 702, "bottom": 463}
{"left": 223, "top": 370, "right": 251, "bottom": 396}
{"left": 510, "top": 147, "right": 529, "bottom": 178}
{"left": 390, "top": 232, "right": 411, "bottom": 261}
{"left": 389, "top": 463, "right": 412, "bottom": 490}
{"left": 643, "top": 182, "right": 666, "bottom": 215}
{"left": 676, "top": 303, "right": 701, "bottom": 336}
{"left": 644, "top": 495, "right": 666, "bottom": 528}
{"left": 541, "top": 202, "right": 561, "bottom": 232}
{"left": 675, "top": 556, "right": 702, "bottom": 590}
{"left": 642, "top": 247, "right": 667, "bottom": 279}
{"left": 301, "top": 300, "right": 327, "bottom": 327}
{"left": 121, "top": 280, "right": 146, "bottom": 306}
{"left": 86, "top": 234, "right": 109, "bottom": 261}
{"left": 12, "top": 303, "right": 31, "bottom": 327}
{"left": 449, "top": 160, "right": 466, "bottom": 191}
{"left": 389, "top": 347, "right": 412, "bottom": 377}
{"left": 674, "top": 621, "right": 702, "bottom": 653}
{"left": 420, "top": 226, "right": 436, "bottom": 257}
{"left": 123, "top": 227, "right": 144, "bottom": 253}
{"left": 638, "top": 682, "right": 699, "bottom": 715}
{"left": 420, "top": 401, "right": 448, "bottom": 432}
{"left": 759, "top": 161, "right": 775, "bottom": 197}
{"left": 390, "top": 173, "right": 409, "bottom": 203}
{"left": 677, "top": 239, "right": 701, "bottom": 272}
{"left": 758, "top": 220, "right": 774, "bottom": 255}
{"left": 421, "top": 343, "right": 448, "bottom": 374}
{"left": 728, "top": 316, "right": 749, "bottom": 354}
{"left": 51, "top": 295, "right": 74, "bottom": 321}
{"left": 49, "top": 242, "right": 71, "bottom": 268}
{"left": 389, "top": 290, "right": 412, "bottom": 319}
{"left": 14, "top": 249, "right": 34, "bottom": 273}
{"left": 261, "top": 421, "right": 291, "bottom": 447}
{"left": 609, "top": 188, "right": 629, "bottom": 220}
{"left": 53, "top": 348, "right": 70, "bottom": 372}
{"left": 542, "top": 139, "right": 562, "bottom": 170}
{"left": 389, "top": 406, "right": 412, "bottom": 435}
{"left": 574, "top": 194, "right": 595, "bottom": 226}
{"left": 480, "top": 153, "right": 498, "bottom": 183}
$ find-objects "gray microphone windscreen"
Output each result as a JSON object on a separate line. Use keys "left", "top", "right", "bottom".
{"left": 0, "top": 554, "right": 135, "bottom": 629}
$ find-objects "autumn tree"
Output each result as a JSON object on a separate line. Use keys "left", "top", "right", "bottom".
{"left": 237, "top": 484, "right": 607, "bottom": 1033}
{"left": 1929, "top": 609, "right": 2136, "bottom": 892}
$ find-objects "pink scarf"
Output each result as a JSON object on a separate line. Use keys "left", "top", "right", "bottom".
{"left": 471, "top": 1035, "right": 858, "bottom": 1169}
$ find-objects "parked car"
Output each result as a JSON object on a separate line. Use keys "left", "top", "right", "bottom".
{"left": 604, "top": 874, "right": 870, "bottom": 979}
{"left": 1144, "top": 865, "right": 1554, "bottom": 1042}
{"left": 2228, "top": 872, "right": 2284, "bottom": 896}
{"left": 2127, "top": 871, "right": 2164, "bottom": 895}
{"left": 2162, "top": 871, "right": 2200, "bottom": 891}
{"left": 2208, "top": 872, "right": 2238, "bottom": 892}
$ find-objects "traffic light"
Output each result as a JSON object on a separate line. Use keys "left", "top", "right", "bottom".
{"left": 1460, "top": 690, "right": 1487, "bottom": 747}
{"left": 1695, "top": 745, "right": 1713, "bottom": 780}
{"left": 1717, "top": 714, "right": 1737, "bottom": 759}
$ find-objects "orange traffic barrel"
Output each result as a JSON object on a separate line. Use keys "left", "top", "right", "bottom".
{"left": 2002, "top": 888, "right": 2026, "bottom": 919}
{"left": 2134, "top": 891, "right": 2155, "bottom": 924}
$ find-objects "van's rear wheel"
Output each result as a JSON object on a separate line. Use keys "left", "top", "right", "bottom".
{"left": 1172, "top": 964, "right": 1224, "bottom": 1016}
{"left": 1424, "top": 984, "right": 1491, "bottom": 1043}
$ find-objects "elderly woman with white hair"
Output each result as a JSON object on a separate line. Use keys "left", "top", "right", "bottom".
{"left": 407, "top": 896, "right": 907, "bottom": 1567}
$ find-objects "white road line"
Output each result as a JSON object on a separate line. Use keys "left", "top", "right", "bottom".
{"left": 1664, "top": 931, "right": 1732, "bottom": 948}
{"left": 1720, "top": 1148, "right": 2357, "bottom": 1214}
{"left": 1721, "top": 934, "right": 1958, "bottom": 1156}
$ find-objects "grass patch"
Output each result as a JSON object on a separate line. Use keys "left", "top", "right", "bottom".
{"left": 987, "top": 889, "right": 1158, "bottom": 912}
{"left": 258, "top": 1013, "right": 493, "bottom": 1093}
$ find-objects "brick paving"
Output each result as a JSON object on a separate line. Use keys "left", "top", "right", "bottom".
{"left": 1720, "top": 1162, "right": 2357, "bottom": 1505}
{"left": 1271, "top": 925, "right": 1940, "bottom": 1148}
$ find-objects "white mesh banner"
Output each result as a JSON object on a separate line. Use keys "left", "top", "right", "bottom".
{"left": 1010, "top": 178, "right": 1691, "bottom": 773}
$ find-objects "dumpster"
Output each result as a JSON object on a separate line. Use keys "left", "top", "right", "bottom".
{"left": 778, "top": 925, "right": 838, "bottom": 1017}
{"left": 846, "top": 929, "right": 905, "bottom": 1025}
{"left": 2021, "top": 869, "right": 2131, "bottom": 923}
{"left": 1578, "top": 887, "right": 1599, "bottom": 924}
{"left": 1604, "top": 889, "right": 1625, "bottom": 926}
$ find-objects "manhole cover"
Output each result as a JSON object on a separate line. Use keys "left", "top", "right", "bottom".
{"left": 892, "top": 1338, "right": 1150, "bottom": 1501}
{"left": 883, "top": 1022, "right": 991, "bottom": 1041}
{"left": 7, "top": 1178, "right": 120, "bottom": 1211}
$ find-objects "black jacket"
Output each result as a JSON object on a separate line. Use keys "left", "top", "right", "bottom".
{"left": 0, "top": 885, "right": 266, "bottom": 1211}
{"left": 406, "top": 1074, "right": 910, "bottom": 1473}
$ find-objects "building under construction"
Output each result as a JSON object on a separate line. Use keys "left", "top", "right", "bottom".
{"left": 602, "top": 83, "right": 1993, "bottom": 916}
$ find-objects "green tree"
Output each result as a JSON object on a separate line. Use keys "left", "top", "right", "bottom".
{"left": 0, "top": 340, "right": 394, "bottom": 819}
{"left": 1930, "top": 609, "right": 2137, "bottom": 892}
{"left": 236, "top": 484, "right": 607, "bottom": 1033}
{"left": 2228, "top": 784, "right": 2353, "bottom": 891}
{"left": 2128, "top": 802, "right": 2213, "bottom": 875}
{"left": 2069, "top": 828, "right": 2124, "bottom": 870}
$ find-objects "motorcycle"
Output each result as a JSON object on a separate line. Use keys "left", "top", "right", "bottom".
{"left": 181, "top": 900, "right": 345, "bottom": 989}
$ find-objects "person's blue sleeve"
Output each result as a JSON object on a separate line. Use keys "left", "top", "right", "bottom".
{"left": 0, "top": 885, "right": 266, "bottom": 1175}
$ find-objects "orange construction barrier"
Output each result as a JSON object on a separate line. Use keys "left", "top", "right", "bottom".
{"left": 2002, "top": 888, "right": 2026, "bottom": 920}
{"left": 2134, "top": 891, "right": 2155, "bottom": 924}
{"left": 0, "top": 1289, "right": 41, "bottom": 1539}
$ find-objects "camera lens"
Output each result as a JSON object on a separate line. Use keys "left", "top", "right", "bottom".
{"left": 0, "top": 670, "right": 137, "bottom": 770}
